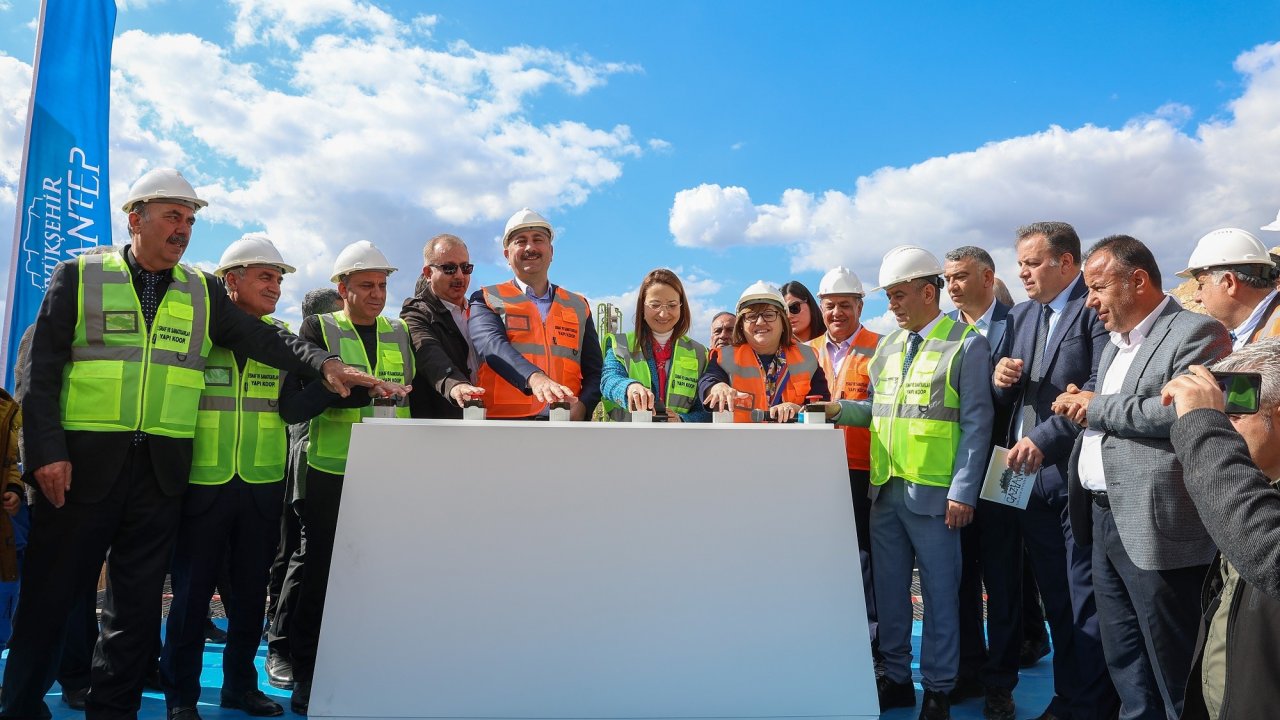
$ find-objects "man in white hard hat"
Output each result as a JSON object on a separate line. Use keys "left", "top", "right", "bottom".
{"left": 400, "top": 233, "right": 484, "bottom": 419}
{"left": 708, "top": 311, "right": 735, "bottom": 350}
{"left": 808, "top": 267, "right": 883, "bottom": 673}
{"left": 827, "top": 246, "right": 994, "bottom": 720}
{"left": 1053, "top": 235, "right": 1230, "bottom": 720}
{"left": 2, "top": 168, "right": 397, "bottom": 720}
{"left": 469, "top": 209, "right": 602, "bottom": 420}
{"left": 1179, "top": 227, "right": 1280, "bottom": 350}
{"left": 276, "top": 240, "right": 415, "bottom": 714}
{"left": 989, "top": 222, "right": 1117, "bottom": 720}
{"left": 159, "top": 234, "right": 298, "bottom": 720}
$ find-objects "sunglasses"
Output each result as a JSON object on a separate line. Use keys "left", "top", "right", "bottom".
{"left": 430, "top": 262, "right": 475, "bottom": 275}
{"left": 787, "top": 301, "right": 803, "bottom": 315}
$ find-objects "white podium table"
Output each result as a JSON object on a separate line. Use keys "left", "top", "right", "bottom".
{"left": 311, "top": 419, "right": 877, "bottom": 720}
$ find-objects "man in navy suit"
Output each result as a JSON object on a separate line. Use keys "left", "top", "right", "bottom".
{"left": 942, "top": 246, "right": 1013, "bottom": 716}
{"left": 990, "top": 223, "right": 1117, "bottom": 720}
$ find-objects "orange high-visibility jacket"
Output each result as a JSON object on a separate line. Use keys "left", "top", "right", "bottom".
{"left": 477, "top": 280, "right": 590, "bottom": 418}
{"left": 713, "top": 342, "right": 819, "bottom": 423}
{"left": 1247, "top": 291, "right": 1280, "bottom": 344}
{"left": 808, "top": 325, "right": 880, "bottom": 470}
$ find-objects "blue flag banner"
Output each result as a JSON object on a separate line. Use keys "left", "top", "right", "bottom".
{"left": 1, "top": 0, "right": 117, "bottom": 391}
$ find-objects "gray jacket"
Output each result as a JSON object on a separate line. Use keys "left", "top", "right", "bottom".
{"left": 1067, "top": 299, "right": 1231, "bottom": 570}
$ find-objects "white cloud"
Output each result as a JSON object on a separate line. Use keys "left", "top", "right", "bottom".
{"left": 730, "top": 141, "right": 745, "bottom": 151}
{"left": 229, "top": 0, "right": 398, "bottom": 49}
{"left": 647, "top": 138, "right": 672, "bottom": 153}
{"left": 669, "top": 40, "right": 1280, "bottom": 291}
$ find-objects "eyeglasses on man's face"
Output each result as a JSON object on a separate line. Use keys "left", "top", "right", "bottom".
{"left": 430, "top": 262, "right": 475, "bottom": 275}
{"left": 743, "top": 310, "right": 781, "bottom": 324}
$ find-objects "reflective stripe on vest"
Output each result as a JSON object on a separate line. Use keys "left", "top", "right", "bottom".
{"left": 868, "top": 316, "right": 971, "bottom": 487}
{"left": 714, "top": 342, "right": 819, "bottom": 423}
{"left": 808, "top": 326, "right": 880, "bottom": 471}
{"left": 60, "top": 252, "right": 211, "bottom": 438}
{"left": 307, "top": 312, "right": 414, "bottom": 474}
{"left": 601, "top": 332, "right": 708, "bottom": 421}
{"left": 190, "top": 316, "right": 289, "bottom": 484}
{"left": 476, "top": 281, "right": 590, "bottom": 418}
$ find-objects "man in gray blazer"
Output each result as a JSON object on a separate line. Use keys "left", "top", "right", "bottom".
{"left": 1054, "top": 235, "right": 1231, "bottom": 720}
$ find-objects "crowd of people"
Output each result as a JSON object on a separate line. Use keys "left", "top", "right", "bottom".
{"left": 0, "top": 165, "right": 1277, "bottom": 720}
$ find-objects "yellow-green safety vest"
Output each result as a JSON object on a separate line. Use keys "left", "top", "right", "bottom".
{"left": 307, "top": 311, "right": 414, "bottom": 474}
{"left": 600, "top": 332, "right": 708, "bottom": 421}
{"left": 190, "top": 316, "right": 290, "bottom": 484}
{"left": 868, "top": 315, "right": 972, "bottom": 488}
{"left": 60, "top": 252, "right": 211, "bottom": 438}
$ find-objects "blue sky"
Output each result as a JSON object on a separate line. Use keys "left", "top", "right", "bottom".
{"left": 2, "top": 0, "right": 1280, "bottom": 338}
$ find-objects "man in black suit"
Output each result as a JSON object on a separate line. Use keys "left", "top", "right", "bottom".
{"left": 2, "top": 167, "right": 397, "bottom": 720}
{"left": 942, "top": 246, "right": 1014, "bottom": 715}
{"left": 400, "top": 233, "right": 485, "bottom": 418}
{"left": 990, "top": 222, "right": 1116, "bottom": 720}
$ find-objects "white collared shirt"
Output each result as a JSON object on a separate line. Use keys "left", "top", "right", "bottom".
{"left": 964, "top": 299, "right": 997, "bottom": 337}
{"left": 1231, "top": 289, "right": 1278, "bottom": 350}
{"left": 1077, "top": 295, "right": 1172, "bottom": 492}
{"left": 445, "top": 298, "right": 479, "bottom": 382}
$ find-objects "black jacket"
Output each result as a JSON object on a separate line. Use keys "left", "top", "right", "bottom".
{"left": 21, "top": 246, "right": 333, "bottom": 501}
{"left": 1172, "top": 409, "right": 1280, "bottom": 720}
{"left": 400, "top": 291, "right": 473, "bottom": 419}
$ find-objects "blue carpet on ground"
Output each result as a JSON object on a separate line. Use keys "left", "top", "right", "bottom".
{"left": 10, "top": 619, "right": 1057, "bottom": 720}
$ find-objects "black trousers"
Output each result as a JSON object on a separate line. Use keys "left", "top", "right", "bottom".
{"left": 1092, "top": 503, "right": 1206, "bottom": 720}
{"left": 288, "top": 467, "right": 344, "bottom": 683}
{"left": 57, "top": 589, "right": 101, "bottom": 694}
{"left": 159, "top": 478, "right": 284, "bottom": 708}
{"left": 266, "top": 497, "right": 304, "bottom": 659}
{"left": 0, "top": 445, "right": 182, "bottom": 720}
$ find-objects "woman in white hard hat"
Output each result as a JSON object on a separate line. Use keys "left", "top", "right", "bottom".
{"left": 599, "top": 269, "right": 711, "bottom": 422}
{"left": 699, "top": 281, "right": 829, "bottom": 422}
{"left": 781, "top": 280, "right": 826, "bottom": 344}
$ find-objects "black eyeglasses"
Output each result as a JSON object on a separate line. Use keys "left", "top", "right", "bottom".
{"left": 787, "top": 301, "right": 803, "bottom": 315}
{"left": 430, "top": 262, "right": 475, "bottom": 275}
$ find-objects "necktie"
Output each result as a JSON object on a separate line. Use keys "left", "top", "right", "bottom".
{"left": 139, "top": 271, "right": 161, "bottom": 330}
{"left": 134, "top": 271, "right": 162, "bottom": 445}
{"left": 651, "top": 339, "right": 673, "bottom": 403}
{"left": 1021, "top": 304, "right": 1054, "bottom": 436}
{"left": 1229, "top": 330, "right": 1238, "bottom": 345}
{"left": 902, "top": 332, "right": 923, "bottom": 374}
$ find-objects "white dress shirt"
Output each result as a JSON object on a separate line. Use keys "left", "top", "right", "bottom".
{"left": 1077, "top": 295, "right": 1172, "bottom": 492}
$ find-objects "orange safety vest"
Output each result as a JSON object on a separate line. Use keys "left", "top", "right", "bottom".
{"left": 1247, "top": 292, "right": 1280, "bottom": 344}
{"left": 808, "top": 326, "right": 879, "bottom": 470}
{"left": 712, "top": 342, "right": 820, "bottom": 422}
{"left": 477, "top": 280, "right": 591, "bottom": 418}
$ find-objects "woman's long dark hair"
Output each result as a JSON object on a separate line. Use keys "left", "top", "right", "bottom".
{"left": 780, "top": 280, "right": 826, "bottom": 340}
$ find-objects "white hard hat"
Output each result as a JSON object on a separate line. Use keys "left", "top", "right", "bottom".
{"left": 817, "top": 266, "right": 864, "bottom": 297}
{"left": 331, "top": 240, "right": 397, "bottom": 283}
{"left": 874, "top": 245, "right": 944, "bottom": 292}
{"left": 1176, "top": 228, "right": 1275, "bottom": 278}
{"left": 503, "top": 208, "right": 554, "bottom": 246}
{"left": 1261, "top": 209, "right": 1280, "bottom": 232}
{"left": 736, "top": 280, "right": 786, "bottom": 313}
{"left": 120, "top": 167, "right": 207, "bottom": 212}
{"left": 215, "top": 233, "right": 296, "bottom": 278}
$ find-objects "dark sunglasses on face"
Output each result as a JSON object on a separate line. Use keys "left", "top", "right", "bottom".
{"left": 430, "top": 262, "right": 475, "bottom": 275}
{"left": 788, "top": 301, "right": 803, "bottom": 315}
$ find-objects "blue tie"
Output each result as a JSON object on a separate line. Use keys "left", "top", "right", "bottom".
{"left": 902, "top": 332, "right": 923, "bottom": 373}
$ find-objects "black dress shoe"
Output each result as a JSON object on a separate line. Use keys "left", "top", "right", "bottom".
{"left": 169, "top": 707, "right": 203, "bottom": 720}
{"left": 983, "top": 686, "right": 1015, "bottom": 720}
{"left": 62, "top": 685, "right": 89, "bottom": 711}
{"left": 947, "top": 675, "right": 983, "bottom": 703}
{"left": 266, "top": 651, "right": 295, "bottom": 690}
{"left": 222, "top": 688, "right": 284, "bottom": 717}
{"left": 919, "top": 689, "right": 951, "bottom": 720}
{"left": 290, "top": 680, "right": 311, "bottom": 716}
{"left": 1019, "top": 633, "right": 1051, "bottom": 668}
{"left": 205, "top": 618, "right": 229, "bottom": 644}
{"left": 877, "top": 675, "right": 916, "bottom": 710}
